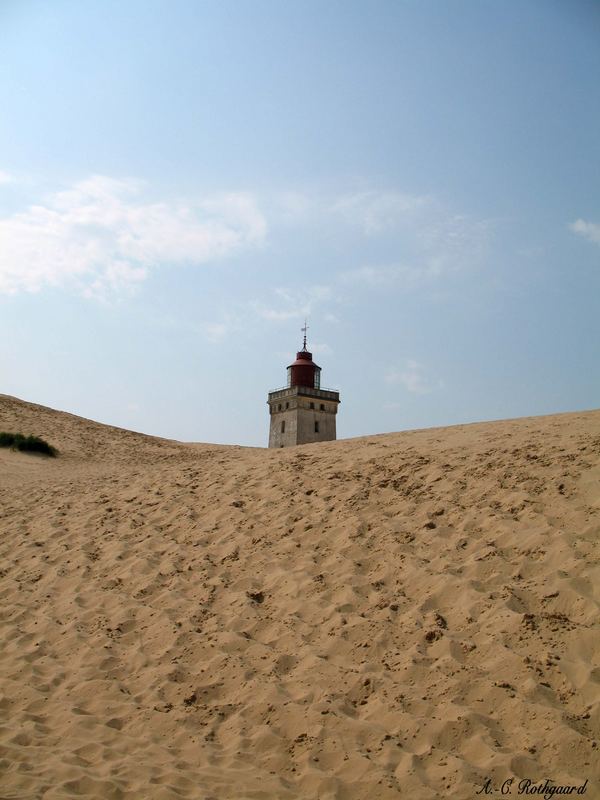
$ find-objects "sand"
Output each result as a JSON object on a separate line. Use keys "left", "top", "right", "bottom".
{"left": 0, "top": 394, "right": 598, "bottom": 800}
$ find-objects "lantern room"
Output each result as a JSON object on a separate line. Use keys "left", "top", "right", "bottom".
{"left": 287, "top": 350, "right": 321, "bottom": 389}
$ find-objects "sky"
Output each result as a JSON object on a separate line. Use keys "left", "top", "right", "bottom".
{"left": 0, "top": 0, "right": 599, "bottom": 447}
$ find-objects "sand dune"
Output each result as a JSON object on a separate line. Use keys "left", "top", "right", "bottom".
{"left": 0, "top": 394, "right": 598, "bottom": 799}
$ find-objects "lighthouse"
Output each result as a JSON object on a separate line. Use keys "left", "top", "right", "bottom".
{"left": 267, "top": 324, "right": 340, "bottom": 448}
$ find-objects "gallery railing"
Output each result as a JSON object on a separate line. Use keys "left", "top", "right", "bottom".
{"left": 268, "top": 385, "right": 340, "bottom": 401}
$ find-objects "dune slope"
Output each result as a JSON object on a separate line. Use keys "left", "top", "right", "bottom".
{"left": 1, "top": 395, "right": 599, "bottom": 799}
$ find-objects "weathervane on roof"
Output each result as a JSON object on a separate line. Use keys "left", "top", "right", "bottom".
{"left": 301, "top": 320, "right": 309, "bottom": 351}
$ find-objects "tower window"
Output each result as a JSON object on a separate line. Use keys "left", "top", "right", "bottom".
{"left": 320, "top": 403, "right": 325, "bottom": 411}
{"left": 281, "top": 421, "right": 285, "bottom": 433}
{"left": 285, "top": 402, "right": 289, "bottom": 409}
{"left": 314, "top": 421, "right": 319, "bottom": 433}
{"left": 278, "top": 403, "right": 282, "bottom": 411}
{"left": 310, "top": 402, "right": 314, "bottom": 409}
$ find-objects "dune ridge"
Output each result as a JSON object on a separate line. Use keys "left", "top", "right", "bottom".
{"left": 1, "top": 395, "right": 599, "bottom": 799}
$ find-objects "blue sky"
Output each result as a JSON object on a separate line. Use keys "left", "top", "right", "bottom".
{"left": 1, "top": 0, "right": 599, "bottom": 446}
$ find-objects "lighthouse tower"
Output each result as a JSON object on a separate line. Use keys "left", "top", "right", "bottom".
{"left": 267, "top": 324, "right": 340, "bottom": 448}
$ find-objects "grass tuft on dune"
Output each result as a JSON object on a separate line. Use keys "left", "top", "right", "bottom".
{"left": 0, "top": 430, "right": 57, "bottom": 456}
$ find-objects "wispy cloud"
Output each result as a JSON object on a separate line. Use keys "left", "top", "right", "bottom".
{"left": 310, "top": 342, "right": 333, "bottom": 355}
{"left": 0, "top": 170, "right": 13, "bottom": 185}
{"left": 0, "top": 175, "right": 267, "bottom": 297}
{"left": 331, "top": 190, "right": 428, "bottom": 235}
{"left": 335, "top": 192, "right": 490, "bottom": 286}
{"left": 341, "top": 264, "right": 418, "bottom": 287}
{"left": 203, "top": 320, "right": 232, "bottom": 343}
{"left": 256, "top": 285, "right": 332, "bottom": 322}
{"left": 570, "top": 218, "right": 600, "bottom": 246}
{"left": 385, "top": 359, "right": 438, "bottom": 394}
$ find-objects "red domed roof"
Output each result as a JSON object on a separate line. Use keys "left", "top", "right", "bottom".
{"left": 288, "top": 350, "right": 320, "bottom": 369}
